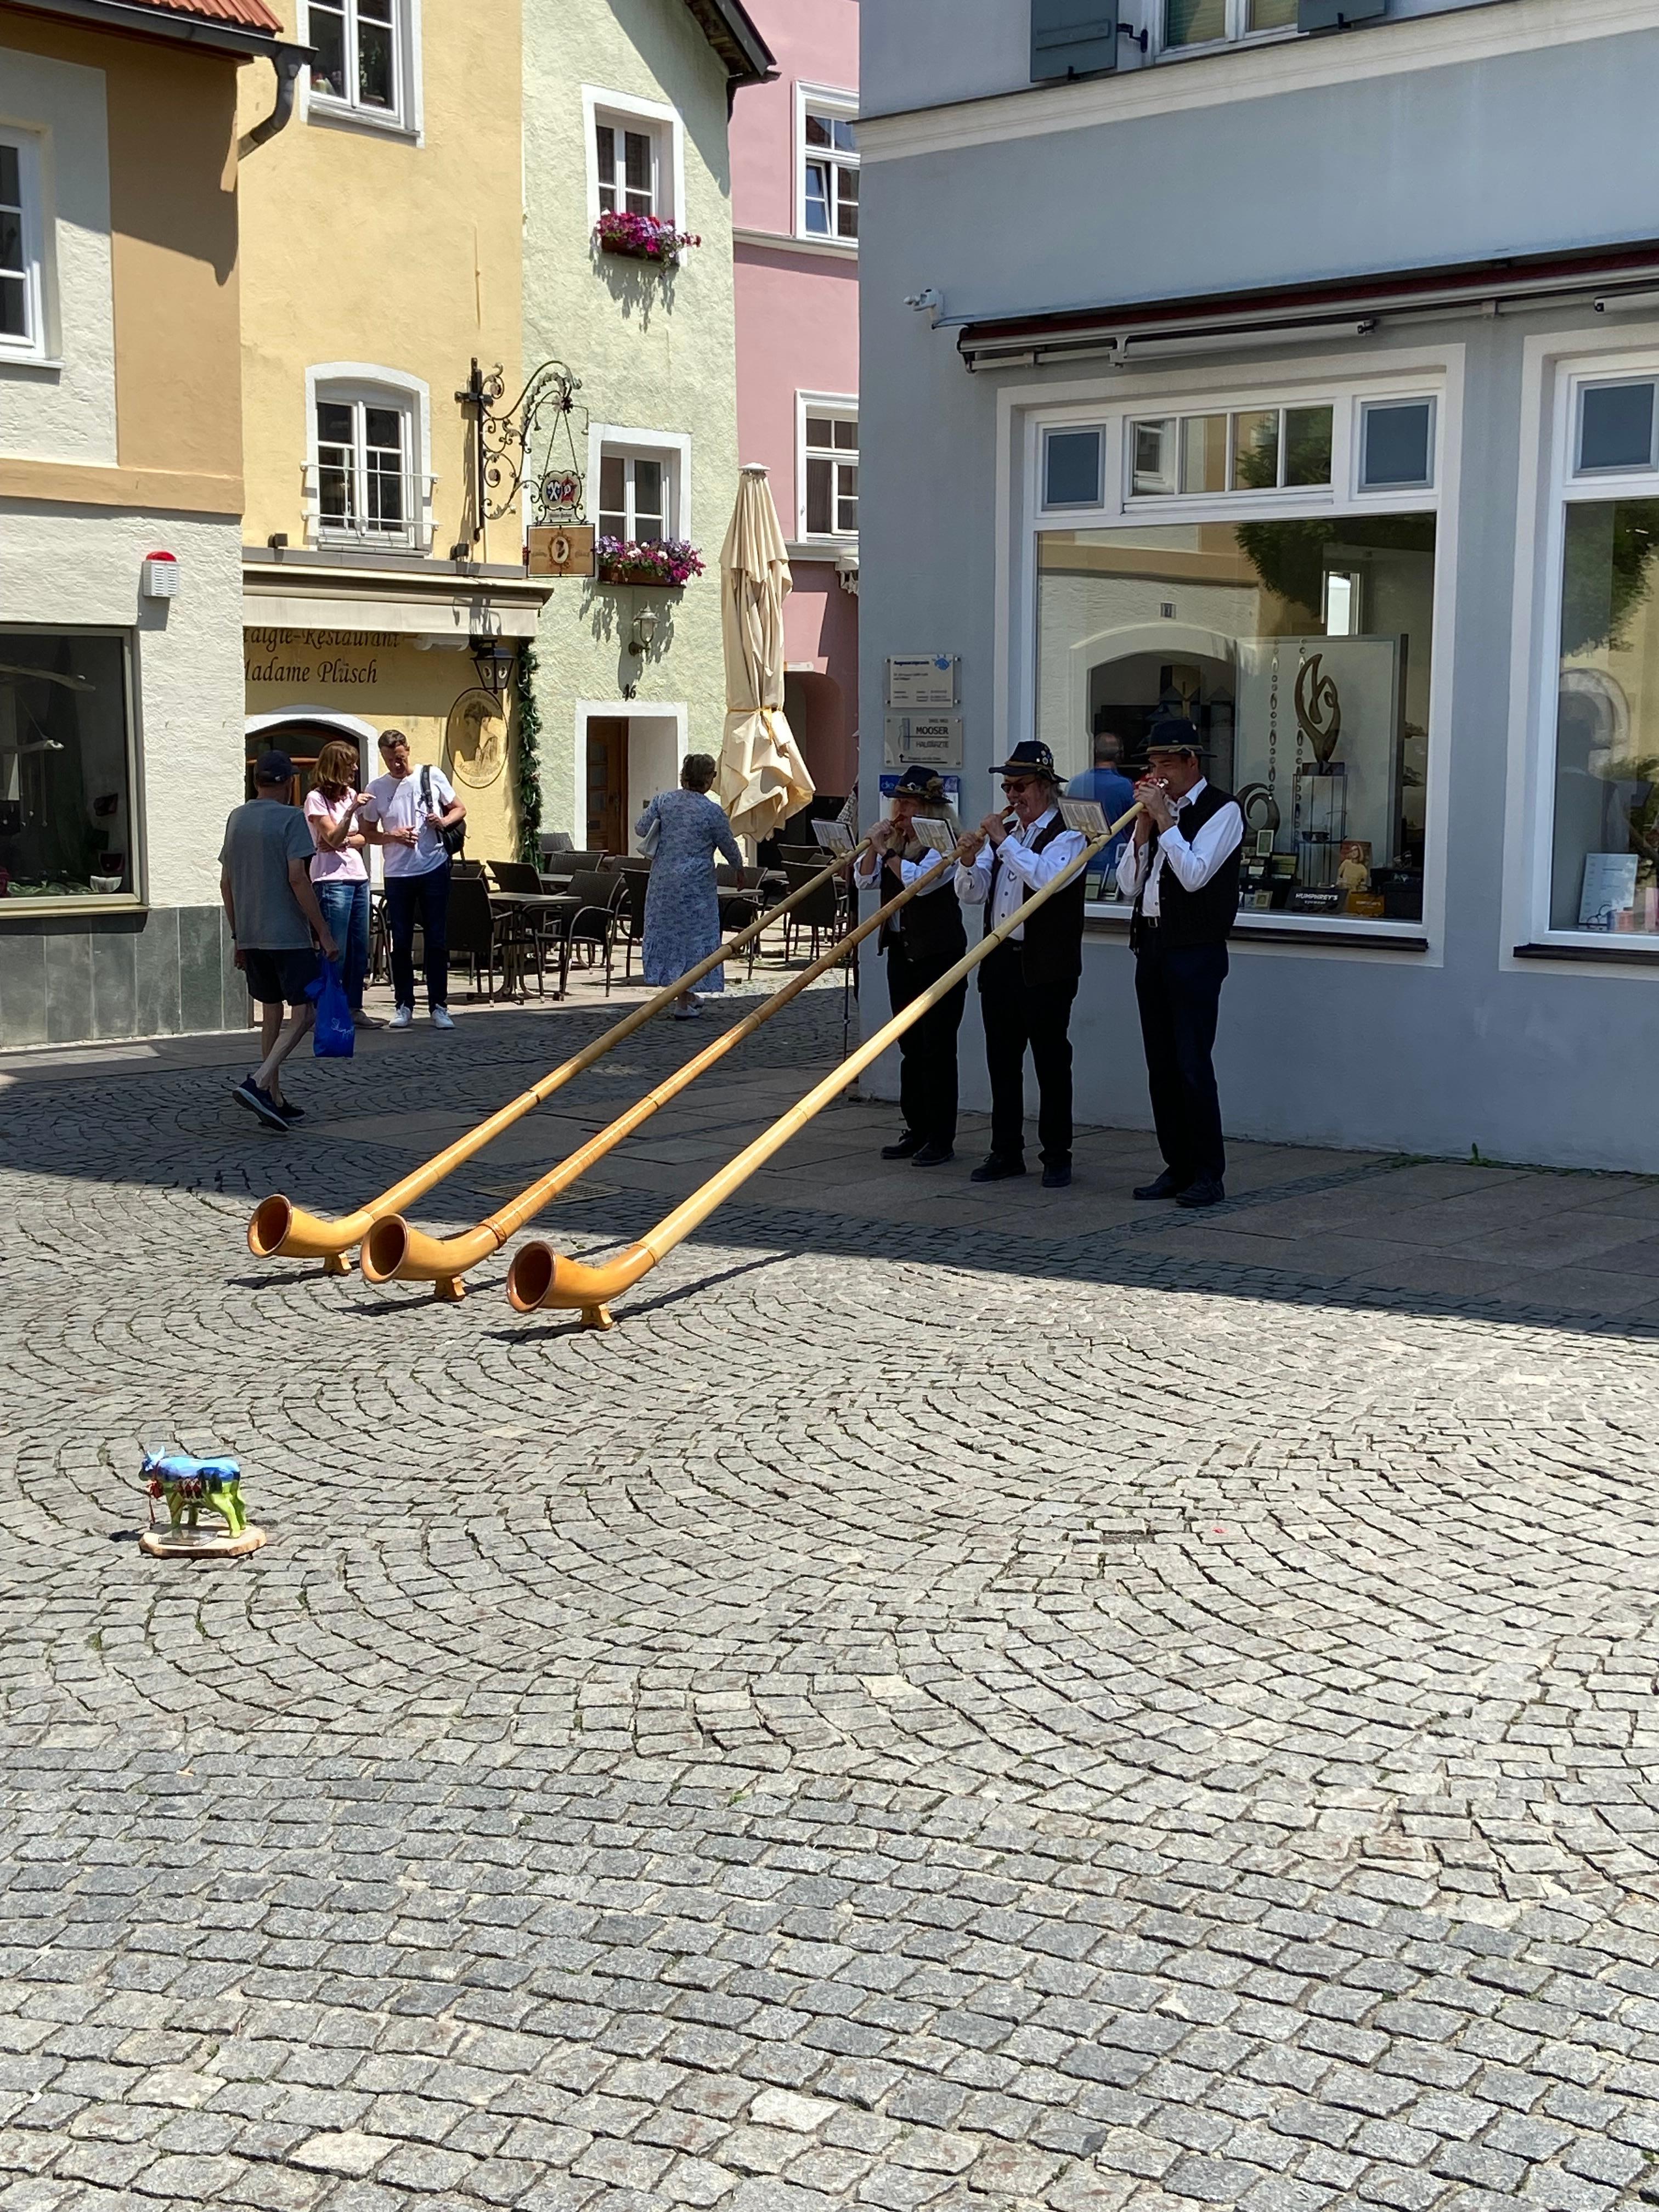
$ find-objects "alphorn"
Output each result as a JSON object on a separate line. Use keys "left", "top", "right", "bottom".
{"left": 506, "top": 799, "right": 1142, "bottom": 1329}
{"left": 245, "top": 840, "right": 871, "bottom": 1273}
{"left": 359, "top": 834, "right": 980, "bottom": 1301}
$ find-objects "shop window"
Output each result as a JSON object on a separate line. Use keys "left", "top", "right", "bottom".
{"left": 803, "top": 407, "right": 858, "bottom": 537}
{"left": 1576, "top": 380, "right": 1658, "bottom": 476}
{"left": 0, "top": 631, "right": 135, "bottom": 904}
{"left": 0, "top": 133, "right": 41, "bottom": 355}
{"left": 1359, "top": 399, "right": 1435, "bottom": 492}
{"left": 1035, "top": 512, "right": 1436, "bottom": 926}
{"left": 800, "top": 91, "right": 857, "bottom": 243}
{"left": 1131, "top": 404, "right": 1334, "bottom": 499}
{"left": 1044, "top": 428, "right": 1104, "bottom": 510}
{"left": 310, "top": 383, "right": 426, "bottom": 548}
{"left": 599, "top": 446, "right": 676, "bottom": 542}
{"left": 1164, "top": 0, "right": 1297, "bottom": 51}
{"left": 305, "top": 0, "right": 414, "bottom": 128}
{"left": 597, "top": 120, "right": 658, "bottom": 217}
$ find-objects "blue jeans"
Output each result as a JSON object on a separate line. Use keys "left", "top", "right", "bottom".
{"left": 314, "top": 878, "right": 369, "bottom": 1010}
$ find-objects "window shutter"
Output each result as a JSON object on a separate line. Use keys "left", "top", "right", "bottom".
{"left": 1297, "top": 0, "right": 1386, "bottom": 29}
{"left": 1031, "top": 0, "right": 1118, "bottom": 83}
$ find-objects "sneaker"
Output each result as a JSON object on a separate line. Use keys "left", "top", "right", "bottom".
{"left": 881, "top": 1131, "right": 924, "bottom": 1160}
{"left": 274, "top": 1098, "right": 305, "bottom": 1124}
{"left": 431, "top": 1007, "right": 455, "bottom": 1030}
{"left": 911, "top": 1141, "right": 955, "bottom": 1167}
{"left": 389, "top": 1005, "right": 414, "bottom": 1030}
{"left": 232, "top": 1075, "right": 288, "bottom": 1131}
{"left": 352, "top": 1009, "right": 384, "bottom": 1030}
{"left": 969, "top": 1154, "right": 1026, "bottom": 1183}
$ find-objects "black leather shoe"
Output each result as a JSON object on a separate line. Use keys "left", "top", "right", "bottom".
{"left": 1133, "top": 1170, "right": 1184, "bottom": 1201}
{"left": 911, "top": 1141, "right": 955, "bottom": 1167}
{"left": 881, "top": 1131, "right": 924, "bottom": 1160}
{"left": 1177, "top": 1177, "right": 1226, "bottom": 1209}
{"left": 1041, "top": 1161, "right": 1072, "bottom": 1189}
{"left": 970, "top": 1154, "right": 1026, "bottom": 1183}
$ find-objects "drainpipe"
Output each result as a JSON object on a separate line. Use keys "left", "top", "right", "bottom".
{"left": 240, "top": 43, "right": 310, "bottom": 155}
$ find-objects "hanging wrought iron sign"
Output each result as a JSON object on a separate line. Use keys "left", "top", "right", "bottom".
{"left": 456, "top": 358, "right": 588, "bottom": 545}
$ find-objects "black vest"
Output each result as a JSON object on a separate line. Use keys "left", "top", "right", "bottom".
{"left": 1133, "top": 783, "right": 1242, "bottom": 951}
{"left": 879, "top": 853, "right": 967, "bottom": 970}
{"left": 981, "top": 814, "right": 1086, "bottom": 989}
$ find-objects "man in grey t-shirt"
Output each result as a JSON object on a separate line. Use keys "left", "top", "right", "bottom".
{"left": 219, "top": 751, "right": 339, "bottom": 1130}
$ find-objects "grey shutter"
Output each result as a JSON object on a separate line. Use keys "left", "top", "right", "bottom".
{"left": 1298, "top": 0, "right": 1386, "bottom": 28}
{"left": 1031, "top": 0, "right": 1118, "bottom": 83}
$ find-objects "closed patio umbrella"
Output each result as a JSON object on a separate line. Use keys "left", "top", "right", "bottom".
{"left": 716, "top": 464, "right": 814, "bottom": 845}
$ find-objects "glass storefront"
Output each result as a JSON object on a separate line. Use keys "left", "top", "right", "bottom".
{"left": 1035, "top": 515, "right": 1435, "bottom": 921}
{"left": 1550, "top": 498, "right": 1659, "bottom": 935}
{"left": 0, "top": 629, "right": 134, "bottom": 903}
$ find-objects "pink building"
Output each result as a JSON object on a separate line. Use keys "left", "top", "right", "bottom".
{"left": 730, "top": 0, "right": 860, "bottom": 805}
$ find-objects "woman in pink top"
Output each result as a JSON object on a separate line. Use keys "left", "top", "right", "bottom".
{"left": 303, "top": 741, "right": 376, "bottom": 1024}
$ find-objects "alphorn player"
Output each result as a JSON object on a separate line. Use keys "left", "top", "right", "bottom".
{"left": 1118, "top": 718, "right": 1244, "bottom": 1210}
{"left": 955, "top": 740, "right": 1086, "bottom": 1189}
{"left": 853, "top": 764, "right": 967, "bottom": 1167}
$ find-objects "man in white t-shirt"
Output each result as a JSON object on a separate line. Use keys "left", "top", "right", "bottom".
{"left": 357, "top": 727, "right": 467, "bottom": 1029}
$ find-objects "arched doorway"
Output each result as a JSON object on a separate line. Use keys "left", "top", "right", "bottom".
{"left": 243, "top": 710, "right": 380, "bottom": 803}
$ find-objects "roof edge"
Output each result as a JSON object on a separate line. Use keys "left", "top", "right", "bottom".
{"left": 680, "top": 0, "right": 774, "bottom": 90}
{"left": 6, "top": 0, "right": 283, "bottom": 55}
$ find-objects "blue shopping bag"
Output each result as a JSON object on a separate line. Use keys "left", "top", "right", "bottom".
{"left": 309, "top": 959, "right": 356, "bottom": 1058}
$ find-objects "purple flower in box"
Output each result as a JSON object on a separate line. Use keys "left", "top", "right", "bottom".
{"left": 595, "top": 536, "right": 706, "bottom": 588}
{"left": 594, "top": 212, "right": 702, "bottom": 268}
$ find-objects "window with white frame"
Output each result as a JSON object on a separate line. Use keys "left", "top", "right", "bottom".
{"left": 596, "top": 119, "right": 659, "bottom": 218}
{"left": 1030, "top": 379, "right": 1442, "bottom": 929}
{"left": 598, "top": 445, "right": 676, "bottom": 543}
{"left": 310, "top": 381, "right": 425, "bottom": 547}
{"left": 0, "top": 133, "right": 41, "bottom": 355}
{"left": 1163, "top": 0, "right": 1299, "bottom": 51}
{"left": 305, "top": 0, "right": 413, "bottom": 127}
{"left": 1537, "top": 366, "right": 1659, "bottom": 940}
{"left": 799, "top": 89, "right": 857, "bottom": 244}
{"left": 803, "top": 406, "right": 857, "bottom": 538}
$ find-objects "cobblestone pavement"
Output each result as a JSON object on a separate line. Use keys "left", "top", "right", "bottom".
{"left": 4, "top": 985, "right": 1659, "bottom": 2212}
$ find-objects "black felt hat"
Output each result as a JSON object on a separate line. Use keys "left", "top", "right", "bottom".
{"left": 989, "top": 740, "right": 1064, "bottom": 783}
{"left": 890, "top": 764, "right": 949, "bottom": 801}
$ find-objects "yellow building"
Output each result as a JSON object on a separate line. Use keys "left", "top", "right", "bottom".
{"left": 235, "top": 0, "right": 548, "bottom": 856}
{"left": 0, "top": 0, "right": 283, "bottom": 1049}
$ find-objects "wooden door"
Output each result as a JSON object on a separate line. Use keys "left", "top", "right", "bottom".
{"left": 586, "top": 717, "right": 627, "bottom": 855}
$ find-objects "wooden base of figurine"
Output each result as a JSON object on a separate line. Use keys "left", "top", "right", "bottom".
{"left": 140, "top": 1524, "right": 268, "bottom": 1560}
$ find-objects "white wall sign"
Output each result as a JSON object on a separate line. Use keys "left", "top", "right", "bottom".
{"left": 883, "top": 713, "right": 963, "bottom": 768}
{"left": 887, "top": 654, "right": 958, "bottom": 709}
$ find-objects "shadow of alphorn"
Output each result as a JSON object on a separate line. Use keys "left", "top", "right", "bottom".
{"left": 505, "top": 804, "right": 1139, "bottom": 1330}
{"left": 359, "top": 835, "right": 981, "bottom": 1300}
{"left": 245, "top": 840, "right": 872, "bottom": 1275}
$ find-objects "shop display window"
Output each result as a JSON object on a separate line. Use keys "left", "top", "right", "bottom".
{"left": 1035, "top": 515, "right": 1435, "bottom": 923}
{"left": 0, "top": 630, "right": 135, "bottom": 904}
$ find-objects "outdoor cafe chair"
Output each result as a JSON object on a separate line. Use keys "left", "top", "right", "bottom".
{"left": 555, "top": 870, "right": 625, "bottom": 998}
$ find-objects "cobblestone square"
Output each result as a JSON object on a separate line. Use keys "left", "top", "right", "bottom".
{"left": 4, "top": 988, "right": 1659, "bottom": 2212}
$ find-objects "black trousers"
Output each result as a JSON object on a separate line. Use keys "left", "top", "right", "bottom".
{"left": 1133, "top": 934, "right": 1229, "bottom": 1187}
{"left": 978, "top": 940, "right": 1077, "bottom": 1166}
{"left": 385, "top": 861, "right": 452, "bottom": 1010}
{"left": 887, "top": 939, "right": 966, "bottom": 1147}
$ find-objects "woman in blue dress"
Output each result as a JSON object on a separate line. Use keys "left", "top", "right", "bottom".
{"left": 636, "top": 753, "right": 744, "bottom": 1018}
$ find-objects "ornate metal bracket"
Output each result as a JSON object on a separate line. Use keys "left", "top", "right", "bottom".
{"left": 456, "top": 358, "right": 588, "bottom": 545}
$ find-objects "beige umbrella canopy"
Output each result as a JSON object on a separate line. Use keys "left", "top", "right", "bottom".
{"left": 717, "top": 464, "right": 814, "bottom": 844}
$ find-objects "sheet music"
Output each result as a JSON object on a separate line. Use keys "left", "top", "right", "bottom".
{"left": 907, "top": 817, "right": 956, "bottom": 855}
{"left": 811, "top": 818, "right": 854, "bottom": 855}
{"left": 1059, "top": 798, "right": 1108, "bottom": 837}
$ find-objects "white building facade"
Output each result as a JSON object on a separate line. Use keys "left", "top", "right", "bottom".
{"left": 859, "top": 0, "right": 1659, "bottom": 1172}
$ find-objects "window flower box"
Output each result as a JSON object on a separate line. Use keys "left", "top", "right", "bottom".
{"left": 594, "top": 211, "right": 701, "bottom": 267}
{"left": 595, "top": 536, "right": 705, "bottom": 588}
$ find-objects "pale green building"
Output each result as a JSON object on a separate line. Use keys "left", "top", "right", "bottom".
{"left": 523, "top": 0, "right": 772, "bottom": 853}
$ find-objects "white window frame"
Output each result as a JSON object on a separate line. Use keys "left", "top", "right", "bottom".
{"left": 794, "top": 81, "right": 858, "bottom": 251}
{"left": 1505, "top": 331, "right": 1659, "bottom": 966}
{"left": 1000, "top": 345, "right": 1463, "bottom": 958}
{"left": 300, "top": 0, "right": 422, "bottom": 138}
{"left": 797, "top": 393, "right": 859, "bottom": 543}
{"left": 0, "top": 127, "right": 46, "bottom": 364}
{"left": 1107, "top": 390, "right": 1440, "bottom": 520}
{"left": 1153, "top": 0, "right": 1302, "bottom": 61}
{"left": 588, "top": 422, "right": 692, "bottom": 544}
{"left": 304, "top": 364, "right": 433, "bottom": 551}
{"left": 581, "top": 87, "right": 685, "bottom": 232}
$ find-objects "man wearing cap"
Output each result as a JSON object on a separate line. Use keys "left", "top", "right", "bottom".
{"left": 219, "top": 752, "right": 340, "bottom": 1129}
{"left": 955, "top": 740, "right": 1087, "bottom": 1188}
{"left": 854, "top": 764, "right": 966, "bottom": 1166}
{"left": 1118, "top": 719, "right": 1244, "bottom": 1209}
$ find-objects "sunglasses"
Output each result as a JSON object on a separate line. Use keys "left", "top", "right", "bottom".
{"left": 1001, "top": 777, "right": 1035, "bottom": 795}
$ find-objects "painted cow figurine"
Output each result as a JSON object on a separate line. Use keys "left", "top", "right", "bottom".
{"left": 142, "top": 1452, "right": 249, "bottom": 1538}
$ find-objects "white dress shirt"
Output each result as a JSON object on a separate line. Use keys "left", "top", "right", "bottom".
{"left": 853, "top": 844, "right": 952, "bottom": 898}
{"left": 1115, "top": 779, "right": 1244, "bottom": 918}
{"left": 956, "top": 806, "right": 1086, "bottom": 941}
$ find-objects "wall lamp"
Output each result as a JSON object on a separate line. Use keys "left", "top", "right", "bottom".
{"left": 629, "top": 607, "right": 659, "bottom": 658}
{"left": 470, "top": 636, "right": 518, "bottom": 697}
